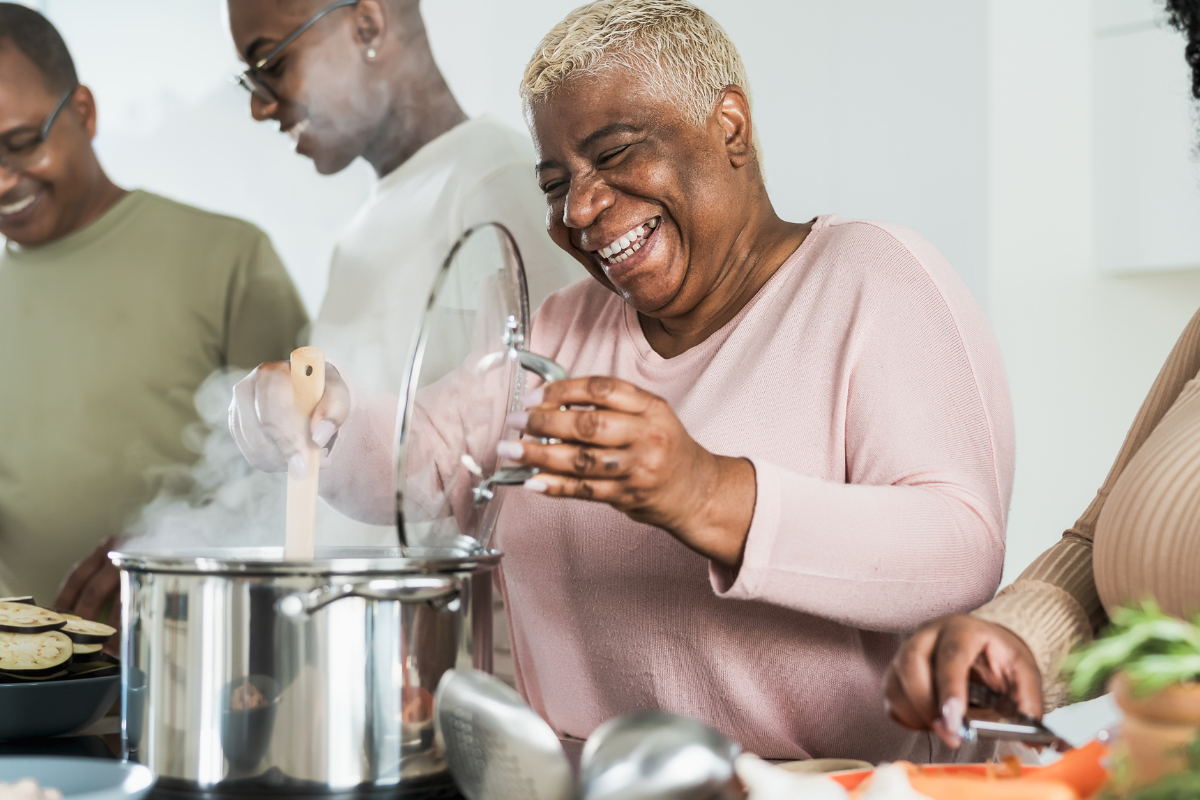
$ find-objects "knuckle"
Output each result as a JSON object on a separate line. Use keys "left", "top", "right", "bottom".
{"left": 602, "top": 453, "right": 621, "bottom": 473}
{"left": 644, "top": 428, "right": 670, "bottom": 451}
{"left": 575, "top": 410, "right": 602, "bottom": 438}
{"left": 572, "top": 448, "right": 597, "bottom": 473}
{"left": 587, "top": 376, "right": 617, "bottom": 398}
{"left": 628, "top": 485, "right": 653, "bottom": 506}
{"left": 640, "top": 450, "right": 666, "bottom": 475}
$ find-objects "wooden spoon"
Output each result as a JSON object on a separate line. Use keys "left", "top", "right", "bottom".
{"left": 285, "top": 346, "right": 325, "bottom": 561}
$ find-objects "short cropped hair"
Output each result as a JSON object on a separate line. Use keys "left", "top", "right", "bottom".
{"left": 0, "top": 3, "right": 78, "bottom": 94}
{"left": 520, "top": 0, "right": 750, "bottom": 128}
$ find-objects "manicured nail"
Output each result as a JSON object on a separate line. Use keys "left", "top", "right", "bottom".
{"left": 312, "top": 419, "right": 336, "bottom": 448}
{"left": 507, "top": 411, "right": 529, "bottom": 430}
{"left": 496, "top": 440, "right": 523, "bottom": 460}
{"left": 289, "top": 453, "right": 308, "bottom": 478}
{"left": 522, "top": 387, "right": 544, "bottom": 408}
{"left": 523, "top": 479, "right": 547, "bottom": 493}
{"left": 941, "top": 696, "right": 964, "bottom": 738}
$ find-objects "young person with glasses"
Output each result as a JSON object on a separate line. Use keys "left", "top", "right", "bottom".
{"left": 226, "top": 0, "right": 583, "bottom": 399}
{"left": 226, "top": 0, "right": 583, "bottom": 683}
{"left": 0, "top": 4, "right": 309, "bottom": 632}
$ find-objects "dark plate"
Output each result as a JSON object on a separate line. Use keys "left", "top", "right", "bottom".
{"left": 0, "top": 675, "right": 120, "bottom": 741}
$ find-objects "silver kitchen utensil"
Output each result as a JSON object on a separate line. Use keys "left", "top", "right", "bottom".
{"left": 435, "top": 669, "right": 575, "bottom": 800}
{"left": 959, "top": 681, "right": 1073, "bottom": 751}
{"left": 579, "top": 710, "right": 741, "bottom": 800}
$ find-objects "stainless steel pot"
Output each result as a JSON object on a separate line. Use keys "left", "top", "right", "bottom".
{"left": 113, "top": 546, "right": 498, "bottom": 796}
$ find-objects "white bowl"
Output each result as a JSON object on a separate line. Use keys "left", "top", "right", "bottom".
{"left": 0, "top": 757, "right": 154, "bottom": 800}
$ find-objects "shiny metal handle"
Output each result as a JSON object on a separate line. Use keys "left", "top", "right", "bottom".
{"left": 472, "top": 466, "right": 539, "bottom": 503}
{"left": 278, "top": 576, "right": 461, "bottom": 617}
{"left": 518, "top": 350, "right": 568, "bottom": 384}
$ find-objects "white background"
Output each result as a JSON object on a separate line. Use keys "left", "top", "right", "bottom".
{"left": 18, "top": 0, "right": 1200, "bottom": 737}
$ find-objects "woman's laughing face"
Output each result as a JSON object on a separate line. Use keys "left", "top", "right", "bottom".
{"left": 530, "top": 69, "right": 755, "bottom": 319}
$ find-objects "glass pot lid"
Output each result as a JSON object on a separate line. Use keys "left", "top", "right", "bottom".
{"left": 394, "top": 223, "right": 566, "bottom": 554}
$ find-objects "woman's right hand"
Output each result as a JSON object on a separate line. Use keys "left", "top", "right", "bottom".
{"left": 883, "top": 614, "right": 1043, "bottom": 748}
{"left": 228, "top": 361, "right": 352, "bottom": 475}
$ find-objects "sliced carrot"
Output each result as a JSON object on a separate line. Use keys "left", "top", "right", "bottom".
{"left": 907, "top": 773, "right": 1078, "bottom": 800}
{"left": 1026, "top": 740, "right": 1109, "bottom": 799}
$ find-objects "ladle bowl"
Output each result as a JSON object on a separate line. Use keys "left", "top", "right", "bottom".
{"left": 579, "top": 710, "right": 741, "bottom": 800}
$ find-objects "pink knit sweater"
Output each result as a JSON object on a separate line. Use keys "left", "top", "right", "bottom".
{"left": 322, "top": 215, "right": 1015, "bottom": 762}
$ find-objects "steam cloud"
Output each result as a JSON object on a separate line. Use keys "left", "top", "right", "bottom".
{"left": 122, "top": 369, "right": 285, "bottom": 552}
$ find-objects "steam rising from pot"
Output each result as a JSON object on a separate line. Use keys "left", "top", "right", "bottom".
{"left": 122, "top": 369, "right": 285, "bottom": 552}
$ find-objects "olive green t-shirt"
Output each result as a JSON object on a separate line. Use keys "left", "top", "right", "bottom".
{"left": 0, "top": 190, "right": 308, "bottom": 602}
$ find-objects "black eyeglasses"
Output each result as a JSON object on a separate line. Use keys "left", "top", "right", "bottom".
{"left": 232, "top": 0, "right": 359, "bottom": 105}
{"left": 0, "top": 87, "right": 76, "bottom": 172}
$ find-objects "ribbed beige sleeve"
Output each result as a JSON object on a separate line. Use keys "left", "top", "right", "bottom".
{"left": 974, "top": 305, "right": 1200, "bottom": 709}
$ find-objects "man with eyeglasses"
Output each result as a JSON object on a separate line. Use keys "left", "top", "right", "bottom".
{"left": 226, "top": 0, "right": 583, "bottom": 682}
{"left": 0, "top": 4, "right": 309, "bottom": 627}
{"left": 227, "top": 0, "right": 582, "bottom": 392}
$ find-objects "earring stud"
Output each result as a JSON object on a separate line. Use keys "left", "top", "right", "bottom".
{"left": 367, "top": 47, "right": 376, "bottom": 59}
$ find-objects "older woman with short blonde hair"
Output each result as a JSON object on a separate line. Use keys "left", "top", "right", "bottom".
{"left": 231, "top": 0, "right": 1015, "bottom": 762}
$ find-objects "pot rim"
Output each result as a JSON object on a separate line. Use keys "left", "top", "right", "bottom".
{"left": 109, "top": 546, "right": 501, "bottom": 576}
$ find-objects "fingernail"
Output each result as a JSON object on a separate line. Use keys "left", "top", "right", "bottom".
{"left": 523, "top": 479, "right": 547, "bottom": 493}
{"left": 941, "top": 696, "right": 964, "bottom": 736}
{"left": 932, "top": 718, "right": 962, "bottom": 749}
{"left": 289, "top": 453, "right": 308, "bottom": 478}
{"left": 496, "top": 440, "right": 523, "bottom": 460}
{"left": 312, "top": 419, "right": 336, "bottom": 448}
{"left": 507, "top": 411, "right": 529, "bottom": 430}
{"left": 522, "top": 387, "right": 544, "bottom": 408}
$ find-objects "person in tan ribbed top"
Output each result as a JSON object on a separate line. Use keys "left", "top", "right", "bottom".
{"left": 883, "top": 0, "right": 1200, "bottom": 748}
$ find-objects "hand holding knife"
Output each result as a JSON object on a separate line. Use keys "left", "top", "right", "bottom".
{"left": 960, "top": 681, "right": 1073, "bottom": 752}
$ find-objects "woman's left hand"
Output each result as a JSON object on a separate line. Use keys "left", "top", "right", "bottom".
{"left": 499, "top": 376, "right": 756, "bottom": 567}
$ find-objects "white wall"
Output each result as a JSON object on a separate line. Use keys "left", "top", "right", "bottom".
{"left": 988, "top": 0, "right": 1200, "bottom": 583}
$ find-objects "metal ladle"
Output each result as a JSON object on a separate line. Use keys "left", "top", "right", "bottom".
{"left": 436, "top": 669, "right": 577, "bottom": 800}
{"left": 579, "top": 710, "right": 741, "bottom": 800}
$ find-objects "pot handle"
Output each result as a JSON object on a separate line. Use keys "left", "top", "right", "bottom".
{"left": 278, "top": 576, "right": 461, "bottom": 617}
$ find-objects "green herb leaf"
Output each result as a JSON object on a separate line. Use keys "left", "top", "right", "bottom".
{"left": 1062, "top": 601, "right": 1200, "bottom": 699}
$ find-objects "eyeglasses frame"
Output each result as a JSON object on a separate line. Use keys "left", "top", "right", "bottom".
{"left": 0, "top": 86, "right": 77, "bottom": 172}
{"left": 232, "top": 0, "right": 360, "bottom": 105}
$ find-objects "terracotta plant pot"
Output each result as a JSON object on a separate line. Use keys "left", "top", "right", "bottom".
{"left": 1111, "top": 672, "right": 1200, "bottom": 786}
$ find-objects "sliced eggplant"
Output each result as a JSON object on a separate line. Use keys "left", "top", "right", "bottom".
{"left": 0, "top": 630, "right": 73, "bottom": 676}
{"left": 0, "top": 669, "right": 68, "bottom": 683}
{"left": 64, "top": 661, "right": 120, "bottom": 680}
{"left": 61, "top": 618, "right": 116, "bottom": 644}
{"left": 0, "top": 596, "right": 35, "bottom": 605}
{"left": 72, "top": 643, "right": 104, "bottom": 663}
{"left": 0, "top": 602, "right": 66, "bottom": 634}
